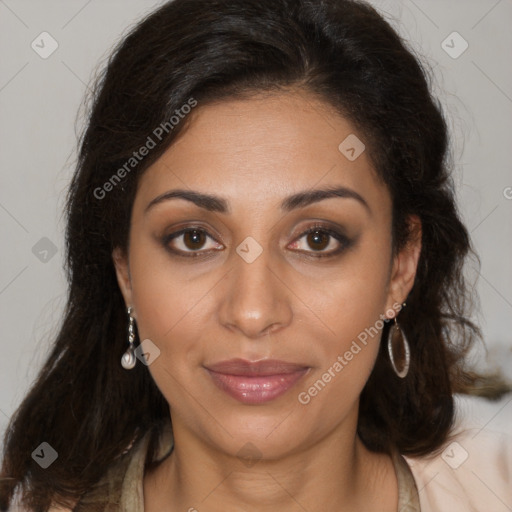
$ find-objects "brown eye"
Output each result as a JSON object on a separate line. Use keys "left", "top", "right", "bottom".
{"left": 182, "top": 229, "right": 207, "bottom": 250}
{"left": 163, "top": 227, "right": 223, "bottom": 256}
{"left": 306, "top": 230, "right": 330, "bottom": 251}
{"left": 288, "top": 224, "right": 353, "bottom": 258}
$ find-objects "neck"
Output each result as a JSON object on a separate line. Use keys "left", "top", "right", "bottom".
{"left": 143, "top": 414, "right": 398, "bottom": 512}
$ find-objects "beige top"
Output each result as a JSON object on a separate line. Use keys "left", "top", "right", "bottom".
{"left": 70, "top": 419, "right": 421, "bottom": 511}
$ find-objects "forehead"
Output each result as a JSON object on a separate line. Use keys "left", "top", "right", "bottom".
{"left": 133, "top": 89, "right": 390, "bottom": 216}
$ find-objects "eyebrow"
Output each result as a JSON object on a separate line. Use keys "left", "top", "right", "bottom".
{"left": 144, "top": 185, "right": 371, "bottom": 215}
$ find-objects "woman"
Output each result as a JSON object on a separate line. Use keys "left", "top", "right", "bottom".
{"left": 1, "top": 0, "right": 510, "bottom": 510}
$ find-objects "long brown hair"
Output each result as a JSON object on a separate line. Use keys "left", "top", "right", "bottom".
{"left": 1, "top": 0, "right": 507, "bottom": 510}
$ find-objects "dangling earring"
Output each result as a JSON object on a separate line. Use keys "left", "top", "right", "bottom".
{"left": 121, "top": 306, "right": 137, "bottom": 370}
{"left": 387, "top": 310, "right": 410, "bottom": 379}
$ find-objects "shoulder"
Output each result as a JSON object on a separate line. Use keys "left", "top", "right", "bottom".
{"left": 45, "top": 441, "right": 143, "bottom": 512}
{"left": 46, "top": 422, "right": 173, "bottom": 512}
{"left": 404, "top": 393, "right": 512, "bottom": 512}
{"left": 16, "top": 423, "right": 172, "bottom": 512}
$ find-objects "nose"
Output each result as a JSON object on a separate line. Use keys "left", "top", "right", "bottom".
{"left": 217, "top": 244, "right": 293, "bottom": 339}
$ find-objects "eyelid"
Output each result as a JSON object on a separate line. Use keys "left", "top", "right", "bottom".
{"left": 161, "top": 222, "right": 352, "bottom": 258}
{"left": 288, "top": 222, "right": 351, "bottom": 258}
{"left": 162, "top": 225, "right": 223, "bottom": 256}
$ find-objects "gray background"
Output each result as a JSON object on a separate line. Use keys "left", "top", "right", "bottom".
{"left": 1, "top": 0, "right": 511, "bottom": 450}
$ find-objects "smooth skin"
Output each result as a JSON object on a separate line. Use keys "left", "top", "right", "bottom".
{"left": 112, "top": 88, "right": 422, "bottom": 512}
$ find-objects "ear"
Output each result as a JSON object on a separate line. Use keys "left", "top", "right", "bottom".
{"left": 112, "top": 247, "right": 134, "bottom": 310}
{"left": 385, "top": 215, "right": 422, "bottom": 314}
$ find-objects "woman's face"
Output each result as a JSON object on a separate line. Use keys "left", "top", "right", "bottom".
{"left": 113, "top": 89, "right": 420, "bottom": 459}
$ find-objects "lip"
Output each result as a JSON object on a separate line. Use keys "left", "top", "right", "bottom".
{"left": 204, "top": 358, "right": 310, "bottom": 404}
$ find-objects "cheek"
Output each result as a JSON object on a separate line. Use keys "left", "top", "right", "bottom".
{"left": 296, "top": 286, "right": 389, "bottom": 418}
{"left": 303, "top": 228, "right": 391, "bottom": 346}
{"left": 127, "top": 238, "right": 209, "bottom": 360}
{"left": 128, "top": 251, "right": 210, "bottom": 405}
{"left": 295, "top": 230, "right": 391, "bottom": 399}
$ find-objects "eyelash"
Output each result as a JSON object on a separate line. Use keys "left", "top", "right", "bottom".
{"left": 161, "top": 222, "right": 352, "bottom": 260}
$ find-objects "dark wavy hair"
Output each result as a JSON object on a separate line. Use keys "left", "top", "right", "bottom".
{"left": 1, "top": 0, "right": 507, "bottom": 510}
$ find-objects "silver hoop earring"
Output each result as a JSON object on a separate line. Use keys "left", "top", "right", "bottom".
{"left": 387, "top": 317, "right": 410, "bottom": 378}
{"left": 121, "top": 306, "right": 137, "bottom": 370}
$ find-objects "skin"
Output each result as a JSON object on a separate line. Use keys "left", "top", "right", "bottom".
{"left": 112, "top": 88, "right": 422, "bottom": 512}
